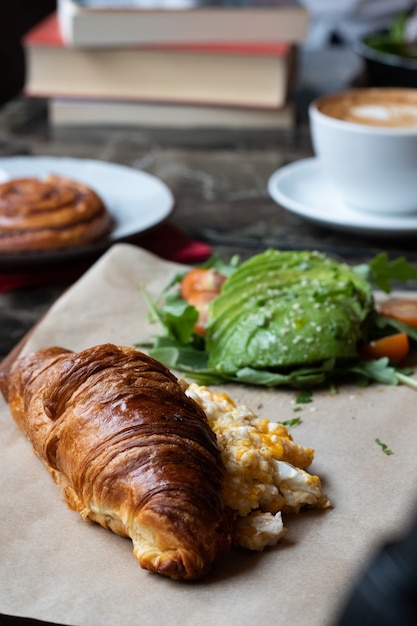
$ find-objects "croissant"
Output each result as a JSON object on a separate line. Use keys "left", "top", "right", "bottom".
{"left": 0, "top": 175, "right": 112, "bottom": 252}
{"left": 0, "top": 344, "right": 232, "bottom": 580}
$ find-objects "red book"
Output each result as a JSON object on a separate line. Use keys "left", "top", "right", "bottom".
{"left": 28, "top": 11, "right": 291, "bottom": 56}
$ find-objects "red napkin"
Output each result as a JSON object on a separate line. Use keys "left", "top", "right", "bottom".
{"left": 0, "top": 223, "right": 212, "bottom": 293}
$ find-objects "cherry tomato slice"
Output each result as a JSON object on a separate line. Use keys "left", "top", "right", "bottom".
{"left": 180, "top": 268, "right": 226, "bottom": 301}
{"left": 378, "top": 298, "right": 417, "bottom": 328}
{"left": 187, "top": 289, "right": 219, "bottom": 335}
{"left": 360, "top": 333, "right": 410, "bottom": 362}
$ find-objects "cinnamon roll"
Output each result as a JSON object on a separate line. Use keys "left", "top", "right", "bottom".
{"left": 0, "top": 174, "right": 112, "bottom": 252}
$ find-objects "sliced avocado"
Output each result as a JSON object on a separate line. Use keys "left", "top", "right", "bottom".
{"left": 205, "top": 249, "right": 374, "bottom": 375}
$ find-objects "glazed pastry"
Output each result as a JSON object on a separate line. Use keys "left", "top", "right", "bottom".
{"left": 0, "top": 175, "right": 112, "bottom": 252}
{"left": 0, "top": 344, "right": 232, "bottom": 580}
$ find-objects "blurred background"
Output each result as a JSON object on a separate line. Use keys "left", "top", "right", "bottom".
{"left": 2, "top": 0, "right": 416, "bottom": 111}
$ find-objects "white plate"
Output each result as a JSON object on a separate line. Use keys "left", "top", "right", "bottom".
{"left": 268, "top": 156, "right": 417, "bottom": 237}
{"left": 0, "top": 156, "right": 174, "bottom": 267}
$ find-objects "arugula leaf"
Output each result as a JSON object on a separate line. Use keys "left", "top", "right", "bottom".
{"left": 148, "top": 337, "right": 226, "bottom": 385}
{"left": 199, "top": 252, "right": 240, "bottom": 276}
{"left": 348, "top": 357, "right": 399, "bottom": 385}
{"left": 149, "top": 338, "right": 208, "bottom": 370}
{"left": 394, "top": 371, "right": 417, "bottom": 390}
{"left": 141, "top": 286, "right": 198, "bottom": 344}
{"left": 355, "top": 252, "right": 417, "bottom": 293}
{"left": 374, "top": 313, "right": 417, "bottom": 342}
{"left": 146, "top": 333, "right": 417, "bottom": 391}
{"left": 161, "top": 300, "right": 199, "bottom": 345}
{"left": 348, "top": 358, "right": 417, "bottom": 390}
{"left": 234, "top": 366, "right": 328, "bottom": 388}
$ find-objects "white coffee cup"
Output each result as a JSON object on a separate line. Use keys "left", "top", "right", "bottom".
{"left": 308, "top": 87, "right": 417, "bottom": 214}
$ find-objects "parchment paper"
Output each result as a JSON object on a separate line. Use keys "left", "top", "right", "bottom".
{"left": 2, "top": 243, "right": 417, "bottom": 626}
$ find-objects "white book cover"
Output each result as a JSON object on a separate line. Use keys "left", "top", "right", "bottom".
{"left": 58, "top": 0, "right": 309, "bottom": 46}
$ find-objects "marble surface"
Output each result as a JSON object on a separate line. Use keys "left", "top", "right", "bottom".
{"left": 1, "top": 92, "right": 417, "bottom": 361}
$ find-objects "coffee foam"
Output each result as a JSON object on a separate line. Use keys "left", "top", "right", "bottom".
{"left": 352, "top": 104, "right": 417, "bottom": 127}
{"left": 317, "top": 88, "right": 417, "bottom": 128}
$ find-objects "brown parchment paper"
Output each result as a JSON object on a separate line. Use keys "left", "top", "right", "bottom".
{"left": 2, "top": 243, "right": 417, "bottom": 626}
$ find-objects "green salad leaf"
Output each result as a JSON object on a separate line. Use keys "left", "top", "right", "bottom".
{"left": 355, "top": 252, "right": 417, "bottom": 293}
{"left": 138, "top": 250, "right": 417, "bottom": 390}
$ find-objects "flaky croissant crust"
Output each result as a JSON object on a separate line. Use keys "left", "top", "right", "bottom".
{"left": 1, "top": 344, "right": 232, "bottom": 580}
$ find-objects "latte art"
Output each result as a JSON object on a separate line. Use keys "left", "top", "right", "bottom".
{"left": 352, "top": 105, "right": 417, "bottom": 127}
{"left": 317, "top": 88, "right": 417, "bottom": 128}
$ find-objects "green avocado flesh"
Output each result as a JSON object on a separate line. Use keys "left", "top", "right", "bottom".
{"left": 205, "top": 249, "right": 374, "bottom": 375}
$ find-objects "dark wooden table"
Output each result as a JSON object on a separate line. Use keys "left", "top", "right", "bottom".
{"left": 1, "top": 82, "right": 417, "bottom": 362}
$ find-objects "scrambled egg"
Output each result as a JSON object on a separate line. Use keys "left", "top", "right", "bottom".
{"left": 184, "top": 383, "right": 330, "bottom": 551}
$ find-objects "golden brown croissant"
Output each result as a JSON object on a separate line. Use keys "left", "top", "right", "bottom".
{"left": 0, "top": 175, "right": 112, "bottom": 252}
{"left": 0, "top": 344, "right": 232, "bottom": 580}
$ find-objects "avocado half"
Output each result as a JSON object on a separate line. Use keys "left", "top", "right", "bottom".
{"left": 205, "top": 249, "right": 374, "bottom": 375}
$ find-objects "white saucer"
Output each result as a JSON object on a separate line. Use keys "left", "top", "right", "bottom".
{"left": 268, "top": 157, "right": 417, "bottom": 237}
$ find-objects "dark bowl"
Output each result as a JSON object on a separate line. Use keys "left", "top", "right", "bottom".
{"left": 353, "top": 34, "right": 417, "bottom": 87}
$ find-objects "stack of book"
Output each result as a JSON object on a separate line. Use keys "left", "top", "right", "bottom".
{"left": 23, "top": 0, "right": 309, "bottom": 130}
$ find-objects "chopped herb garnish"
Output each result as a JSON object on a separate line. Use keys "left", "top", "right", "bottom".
{"left": 296, "top": 390, "right": 313, "bottom": 404}
{"left": 280, "top": 417, "right": 302, "bottom": 427}
{"left": 375, "top": 438, "right": 394, "bottom": 455}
